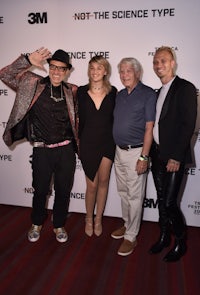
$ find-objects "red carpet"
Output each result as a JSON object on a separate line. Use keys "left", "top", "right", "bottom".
{"left": 0, "top": 204, "right": 199, "bottom": 295}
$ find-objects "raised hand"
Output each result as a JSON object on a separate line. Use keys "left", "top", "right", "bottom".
{"left": 28, "top": 47, "right": 52, "bottom": 71}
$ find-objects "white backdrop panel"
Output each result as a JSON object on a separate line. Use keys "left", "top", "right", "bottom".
{"left": 0, "top": 0, "right": 200, "bottom": 226}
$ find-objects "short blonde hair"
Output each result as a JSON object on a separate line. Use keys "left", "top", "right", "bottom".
{"left": 154, "top": 46, "right": 177, "bottom": 73}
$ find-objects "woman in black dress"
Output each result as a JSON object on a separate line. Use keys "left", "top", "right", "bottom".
{"left": 77, "top": 55, "right": 117, "bottom": 236}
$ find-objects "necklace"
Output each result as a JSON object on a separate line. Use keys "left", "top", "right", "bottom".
{"left": 50, "top": 83, "right": 64, "bottom": 102}
{"left": 91, "top": 86, "right": 103, "bottom": 91}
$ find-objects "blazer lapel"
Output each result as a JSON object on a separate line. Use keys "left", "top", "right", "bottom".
{"left": 159, "top": 76, "right": 179, "bottom": 120}
{"left": 28, "top": 81, "right": 46, "bottom": 110}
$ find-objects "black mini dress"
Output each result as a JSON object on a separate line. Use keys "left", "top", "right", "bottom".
{"left": 77, "top": 85, "right": 117, "bottom": 181}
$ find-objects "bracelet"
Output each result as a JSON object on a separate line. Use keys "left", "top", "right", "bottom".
{"left": 139, "top": 155, "right": 149, "bottom": 161}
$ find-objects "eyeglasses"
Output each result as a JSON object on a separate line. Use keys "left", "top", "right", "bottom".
{"left": 49, "top": 64, "right": 68, "bottom": 72}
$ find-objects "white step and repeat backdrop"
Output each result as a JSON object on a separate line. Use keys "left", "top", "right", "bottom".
{"left": 0, "top": 0, "right": 200, "bottom": 226}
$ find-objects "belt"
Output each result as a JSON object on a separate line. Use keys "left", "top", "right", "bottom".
{"left": 33, "top": 139, "right": 71, "bottom": 148}
{"left": 118, "top": 143, "right": 143, "bottom": 151}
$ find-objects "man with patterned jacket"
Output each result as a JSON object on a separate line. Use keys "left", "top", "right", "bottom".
{"left": 0, "top": 47, "right": 79, "bottom": 243}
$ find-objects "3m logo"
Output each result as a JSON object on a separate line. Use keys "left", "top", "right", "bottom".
{"left": 143, "top": 198, "right": 158, "bottom": 208}
{"left": 28, "top": 12, "right": 48, "bottom": 24}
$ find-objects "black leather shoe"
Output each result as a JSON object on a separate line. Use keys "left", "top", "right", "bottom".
{"left": 163, "top": 238, "right": 187, "bottom": 262}
{"left": 149, "top": 232, "right": 171, "bottom": 254}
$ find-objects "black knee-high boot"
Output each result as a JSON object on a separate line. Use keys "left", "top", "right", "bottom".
{"left": 163, "top": 203, "right": 187, "bottom": 262}
{"left": 163, "top": 235, "right": 187, "bottom": 262}
{"left": 149, "top": 196, "right": 171, "bottom": 254}
{"left": 149, "top": 226, "right": 171, "bottom": 254}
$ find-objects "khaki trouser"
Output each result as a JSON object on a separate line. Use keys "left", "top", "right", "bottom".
{"left": 114, "top": 146, "right": 147, "bottom": 242}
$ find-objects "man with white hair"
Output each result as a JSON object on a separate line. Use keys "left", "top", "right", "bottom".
{"left": 112, "top": 57, "right": 156, "bottom": 256}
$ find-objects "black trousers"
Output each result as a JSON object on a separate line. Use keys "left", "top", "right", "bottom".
{"left": 150, "top": 143, "right": 186, "bottom": 238}
{"left": 31, "top": 143, "right": 76, "bottom": 228}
